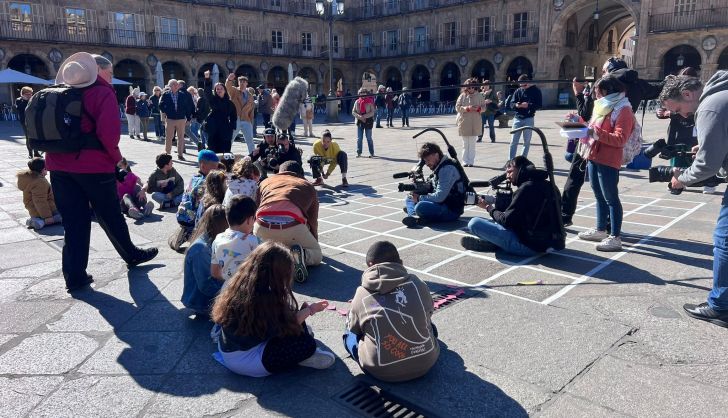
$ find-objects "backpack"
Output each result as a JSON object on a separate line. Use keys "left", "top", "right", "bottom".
{"left": 25, "top": 85, "right": 102, "bottom": 153}
{"left": 611, "top": 108, "right": 643, "bottom": 165}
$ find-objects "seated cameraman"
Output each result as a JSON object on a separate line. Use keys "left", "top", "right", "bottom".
{"left": 247, "top": 127, "right": 277, "bottom": 176}
{"left": 254, "top": 161, "right": 321, "bottom": 267}
{"left": 310, "top": 130, "right": 348, "bottom": 187}
{"left": 402, "top": 142, "right": 465, "bottom": 228}
{"left": 462, "top": 156, "right": 564, "bottom": 256}
{"left": 268, "top": 133, "right": 301, "bottom": 174}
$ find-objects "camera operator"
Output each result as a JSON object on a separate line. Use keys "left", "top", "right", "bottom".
{"left": 310, "top": 130, "right": 348, "bottom": 187}
{"left": 247, "top": 127, "right": 277, "bottom": 175}
{"left": 254, "top": 161, "right": 321, "bottom": 267}
{"left": 462, "top": 156, "right": 564, "bottom": 256}
{"left": 402, "top": 142, "right": 465, "bottom": 228}
{"left": 269, "top": 133, "right": 302, "bottom": 173}
{"left": 662, "top": 72, "right": 728, "bottom": 328}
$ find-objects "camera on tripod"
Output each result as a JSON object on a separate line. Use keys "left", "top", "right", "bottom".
{"left": 465, "top": 173, "right": 513, "bottom": 211}
{"left": 393, "top": 161, "right": 435, "bottom": 195}
{"left": 645, "top": 138, "right": 726, "bottom": 194}
{"left": 308, "top": 155, "right": 334, "bottom": 179}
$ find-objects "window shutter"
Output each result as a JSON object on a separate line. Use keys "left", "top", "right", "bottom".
{"left": 108, "top": 11, "right": 115, "bottom": 29}
{"left": 408, "top": 27, "right": 414, "bottom": 53}
{"left": 178, "top": 18, "right": 185, "bottom": 35}
{"left": 88, "top": 9, "right": 96, "bottom": 27}
{"left": 471, "top": 18, "right": 476, "bottom": 36}
{"left": 382, "top": 30, "right": 386, "bottom": 54}
{"left": 154, "top": 15, "right": 160, "bottom": 32}
{"left": 31, "top": 3, "right": 43, "bottom": 24}
{"left": 134, "top": 13, "right": 142, "bottom": 32}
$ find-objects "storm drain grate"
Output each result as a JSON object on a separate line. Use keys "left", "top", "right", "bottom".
{"left": 333, "top": 382, "right": 440, "bottom": 418}
{"left": 430, "top": 287, "right": 479, "bottom": 313}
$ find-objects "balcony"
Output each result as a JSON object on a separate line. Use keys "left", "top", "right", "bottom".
{"left": 649, "top": 7, "right": 728, "bottom": 32}
{"left": 190, "top": 0, "right": 319, "bottom": 17}
{"left": 346, "top": 0, "right": 481, "bottom": 20}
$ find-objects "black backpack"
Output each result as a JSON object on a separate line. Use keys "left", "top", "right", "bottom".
{"left": 25, "top": 85, "right": 102, "bottom": 153}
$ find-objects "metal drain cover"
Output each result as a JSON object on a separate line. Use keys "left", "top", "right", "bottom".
{"left": 333, "top": 382, "right": 440, "bottom": 418}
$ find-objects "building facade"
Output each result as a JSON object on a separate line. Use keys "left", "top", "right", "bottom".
{"left": 1, "top": 0, "right": 727, "bottom": 105}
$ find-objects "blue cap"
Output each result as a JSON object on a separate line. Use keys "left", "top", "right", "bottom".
{"left": 198, "top": 149, "right": 220, "bottom": 163}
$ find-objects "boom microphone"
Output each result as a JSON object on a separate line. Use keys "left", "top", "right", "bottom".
{"left": 272, "top": 76, "right": 309, "bottom": 132}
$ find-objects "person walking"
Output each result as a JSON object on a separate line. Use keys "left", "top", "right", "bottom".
{"left": 478, "top": 81, "right": 497, "bottom": 143}
{"left": 204, "top": 82, "right": 237, "bottom": 153}
{"left": 352, "top": 87, "right": 375, "bottom": 158}
{"left": 49, "top": 52, "right": 157, "bottom": 292}
{"left": 398, "top": 87, "right": 413, "bottom": 127}
{"left": 455, "top": 78, "right": 485, "bottom": 167}
{"left": 508, "top": 75, "right": 542, "bottom": 160}
{"left": 14, "top": 86, "right": 38, "bottom": 158}
{"left": 159, "top": 79, "right": 193, "bottom": 161}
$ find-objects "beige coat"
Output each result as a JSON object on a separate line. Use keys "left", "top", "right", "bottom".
{"left": 455, "top": 92, "right": 486, "bottom": 137}
{"left": 17, "top": 171, "right": 56, "bottom": 219}
{"left": 224, "top": 79, "right": 254, "bottom": 122}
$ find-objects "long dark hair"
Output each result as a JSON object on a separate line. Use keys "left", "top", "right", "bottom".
{"left": 188, "top": 204, "right": 228, "bottom": 245}
{"left": 199, "top": 170, "right": 227, "bottom": 212}
{"left": 211, "top": 241, "right": 300, "bottom": 339}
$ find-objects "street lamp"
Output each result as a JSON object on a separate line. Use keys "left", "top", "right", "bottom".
{"left": 676, "top": 54, "right": 685, "bottom": 67}
{"left": 316, "top": 0, "right": 344, "bottom": 123}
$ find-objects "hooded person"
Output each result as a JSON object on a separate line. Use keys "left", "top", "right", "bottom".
{"left": 344, "top": 241, "right": 439, "bottom": 382}
{"left": 663, "top": 72, "right": 728, "bottom": 328}
{"left": 462, "top": 156, "right": 564, "bottom": 256}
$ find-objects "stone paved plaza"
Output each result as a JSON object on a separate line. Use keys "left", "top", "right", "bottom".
{"left": 0, "top": 111, "right": 727, "bottom": 417}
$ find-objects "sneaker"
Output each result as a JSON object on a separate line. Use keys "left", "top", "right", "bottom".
{"left": 26, "top": 218, "right": 45, "bottom": 230}
{"left": 490, "top": 138, "right": 496, "bottom": 143}
{"left": 128, "top": 207, "right": 144, "bottom": 220}
{"left": 312, "top": 177, "right": 324, "bottom": 186}
{"left": 402, "top": 216, "right": 426, "bottom": 228}
{"left": 369, "top": 154, "right": 375, "bottom": 158}
{"left": 298, "top": 348, "right": 335, "bottom": 369}
{"left": 291, "top": 244, "right": 308, "bottom": 283}
{"left": 66, "top": 274, "right": 94, "bottom": 293}
{"left": 341, "top": 178, "right": 349, "bottom": 187}
{"left": 703, "top": 186, "right": 717, "bottom": 194}
{"left": 356, "top": 153, "right": 361, "bottom": 158}
{"left": 460, "top": 236, "right": 498, "bottom": 252}
{"left": 596, "top": 235, "right": 622, "bottom": 252}
{"left": 683, "top": 302, "right": 728, "bottom": 328}
{"left": 127, "top": 247, "right": 159, "bottom": 268}
{"left": 129, "top": 134, "right": 135, "bottom": 139}
{"left": 578, "top": 228, "right": 608, "bottom": 242}
{"left": 143, "top": 201, "right": 154, "bottom": 216}
{"left": 178, "top": 155, "right": 186, "bottom": 161}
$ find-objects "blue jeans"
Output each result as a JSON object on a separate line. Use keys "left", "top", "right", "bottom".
{"left": 343, "top": 331, "right": 360, "bottom": 361}
{"left": 481, "top": 113, "right": 495, "bottom": 141}
{"left": 509, "top": 117, "right": 535, "bottom": 159}
{"left": 356, "top": 124, "right": 374, "bottom": 156}
{"left": 405, "top": 196, "right": 461, "bottom": 222}
{"left": 153, "top": 113, "right": 165, "bottom": 137}
{"left": 151, "top": 192, "right": 183, "bottom": 207}
{"left": 232, "top": 120, "right": 255, "bottom": 154}
{"left": 709, "top": 189, "right": 728, "bottom": 310}
{"left": 375, "top": 107, "right": 385, "bottom": 126}
{"left": 186, "top": 121, "right": 200, "bottom": 143}
{"left": 588, "top": 161, "right": 622, "bottom": 236}
{"left": 401, "top": 107, "right": 409, "bottom": 126}
{"left": 467, "top": 217, "right": 538, "bottom": 257}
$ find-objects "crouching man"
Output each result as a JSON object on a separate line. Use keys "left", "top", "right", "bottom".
{"left": 310, "top": 129, "right": 348, "bottom": 187}
{"left": 344, "top": 241, "right": 439, "bottom": 382}
{"left": 462, "top": 156, "right": 565, "bottom": 256}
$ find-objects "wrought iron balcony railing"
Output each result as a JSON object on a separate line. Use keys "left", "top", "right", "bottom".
{"left": 649, "top": 7, "right": 728, "bottom": 32}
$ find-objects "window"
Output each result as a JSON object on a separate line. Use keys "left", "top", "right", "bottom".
{"left": 333, "top": 35, "right": 339, "bottom": 53}
{"left": 272, "top": 30, "right": 283, "bottom": 49}
{"left": 414, "top": 26, "right": 426, "bottom": 49}
{"left": 271, "top": 0, "right": 281, "bottom": 6}
{"left": 9, "top": 2, "right": 32, "bottom": 32}
{"left": 513, "top": 12, "right": 529, "bottom": 39}
{"left": 301, "top": 32, "right": 312, "bottom": 52}
{"left": 237, "top": 25, "right": 251, "bottom": 40}
{"left": 445, "top": 22, "right": 457, "bottom": 46}
{"left": 476, "top": 17, "right": 490, "bottom": 43}
{"left": 674, "top": 0, "right": 696, "bottom": 16}
{"left": 387, "top": 30, "right": 398, "bottom": 52}
{"left": 201, "top": 21, "right": 215, "bottom": 37}
{"left": 114, "top": 12, "right": 135, "bottom": 38}
{"left": 362, "top": 33, "right": 373, "bottom": 57}
{"left": 65, "top": 8, "right": 86, "bottom": 35}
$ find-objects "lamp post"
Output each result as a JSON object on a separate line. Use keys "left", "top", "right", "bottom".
{"left": 316, "top": 0, "right": 344, "bottom": 123}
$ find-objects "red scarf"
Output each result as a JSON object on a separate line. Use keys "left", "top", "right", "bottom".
{"left": 357, "top": 96, "right": 373, "bottom": 115}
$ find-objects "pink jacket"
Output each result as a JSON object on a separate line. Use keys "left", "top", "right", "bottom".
{"left": 587, "top": 107, "right": 634, "bottom": 169}
{"left": 116, "top": 171, "right": 139, "bottom": 199}
{"left": 46, "top": 76, "right": 123, "bottom": 174}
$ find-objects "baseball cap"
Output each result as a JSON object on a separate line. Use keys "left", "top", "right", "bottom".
{"left": 257, "top": 84, "right": 265, "bottom": 90}
{"left": 198, "top": 149, "right": 220, "bottom": 163}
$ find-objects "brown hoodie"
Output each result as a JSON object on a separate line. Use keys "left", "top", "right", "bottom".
{"left": 347, "top": 262, "right": 439, "bottom": 382}
{"left": 17, "top": 171, "right": 56, "bottom": 219}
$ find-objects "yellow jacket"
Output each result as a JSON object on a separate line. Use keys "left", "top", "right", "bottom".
{"left": 313, "top": 139, "right": 341, "bottom": 176}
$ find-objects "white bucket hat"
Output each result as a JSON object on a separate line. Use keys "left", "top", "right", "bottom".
{"left": 55, "top": 52, "right": 98, "bottom": 88}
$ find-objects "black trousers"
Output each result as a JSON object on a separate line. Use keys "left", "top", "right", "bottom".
{"left": 262, "top": 113, "right": 271, "bottom": 127}
{"left": 51, "top": 171, "right": 139, "bottom": 287}
{"left": 261, "top": 324, "right": 316, "bottom": 374}
{"left": 207, "top": 127, "right": 233, "bottom": 154}
{"left": 561, "top": 152, "right": 587, "bottom": 221}
{"left": 310, "top": 151, "right": 348, "bottom": 179}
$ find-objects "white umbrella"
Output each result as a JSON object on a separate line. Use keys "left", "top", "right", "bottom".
{"left": 155, "top": 61, "right": 164, "bottom": 87}
{"left": 211, "top": 64, "right": 220, "bottom": 85}
{"left": 0, "top": 68, "right": 52, "bottom": 85}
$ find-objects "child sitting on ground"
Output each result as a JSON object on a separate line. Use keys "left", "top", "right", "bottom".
{"left": 211, "top": 195, "right": 259, "bottom": 281}
{"left": 344, "top": 240, "right": 440, "bottom": 382}
{"left": 195, "top": 169, "right": 227, "bottom": 224}
{"left": 17, "top": 157, "right": 62, "bottom": 230}
{"left": 211, "top": 241, "right": 334, "bottom": 377}
{"left": 223, "top": 159, "right": 260, "bottom": 207}
{"left": 116, "top": 158, "right": 154, "bottom": 220}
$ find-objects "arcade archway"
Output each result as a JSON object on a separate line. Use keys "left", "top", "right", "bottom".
{"left": 662, "top": 45, "right": 702, "bottom": 76}
{"left": 411, "top": 65, "right": 431, "bottom": 102}
{"left": 440, "top": 62, "right": 460, "bottom": 102}
{"left": 384, "top": 67, "right": 402, "bottom": 92}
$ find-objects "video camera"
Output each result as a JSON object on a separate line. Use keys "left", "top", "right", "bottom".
{"left": 308, "top": 155, "right": 334, "bottom": 179}
{"left": 393, "top": 160, "right": 435, "bottom": 195}
{"left": 465, "top": 174, "right": 513, "bottom": 211}
{"left": 645, "top": 138, "right": 726, "bottom": 194}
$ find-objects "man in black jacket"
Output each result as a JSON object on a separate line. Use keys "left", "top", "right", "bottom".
{"left": 462, "top": 156, "right": 564, "bottom": 256}
{"left": 160, "top": 79, "right": 194, "bottom": 160}
{"left": 266, "top": 132, "right": 302, "bottom": 173}
{"left": 508, "top": 75, "right": 542, "bottom": 160}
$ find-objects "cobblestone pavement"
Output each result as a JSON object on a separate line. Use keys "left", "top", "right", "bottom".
{"left": 0, "top": 111, "right": 727, "bottom": 417}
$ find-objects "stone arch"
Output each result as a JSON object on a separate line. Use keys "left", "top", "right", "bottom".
{"left": 383, "top": 66, "right": 402, "bottom": 91}
{"left": 267, "top": 65, "right": 288, "bottom": 93}
{"left": 505, "top": 56, "right": 534, "bottom": 81}
{"left": 662, "top": 45, "right": 702, "bottom": 77}
{"left": 235, "top": 64, "right": 260, "bottom": 87}
{"left": 323, "top": 68, "right": 344, "bottom": 95}
{"left": 548, "top": 0, "right": 639, "bottom": 45}
{"left": 298, "top": 67, "right": 319, "bottom": 95}
{"left": 112, "top": 58, "right": 148, "bottom": 102}
{"left": 719, "top": 46, "right": 728, "bottom": 70}
{"left": 471, "top": 59, "right": 495, "bottom": 81}
{"left": 410, "top": 65, "right": 431, "bottom": 102}
{"left": 162, "top": 61, "right": 188, "bottom": 84}
{"left": 360, "top": 70, "right": 378, "bottom": 93}
{"left": 196, "top": 63, "right": 227, "bottom": 85}
{"left": 7, "top": 53, "right": 50, "bottom": 80}
{"left": 440, "top": 62, "right": 460, "bottom": 102}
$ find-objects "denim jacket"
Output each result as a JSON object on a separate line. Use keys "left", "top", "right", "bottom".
{"left": 182, "top": 235, "right": 222, "bottom": 313}
{"left": 176, "top": 172, "right": 206, "bottom": 226}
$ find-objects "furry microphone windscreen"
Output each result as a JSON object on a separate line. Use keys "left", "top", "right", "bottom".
{"left": 272, "top": 76, "right": 309, "bottom": 131}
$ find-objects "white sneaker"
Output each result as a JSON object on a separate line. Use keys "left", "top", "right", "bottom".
{"left": 143, "top": 201, "right": 154, "bottom": 216}
{"left": 703, "top": 186, "right": 717, "bottom": 194}
{"left": 596, "top": 235, "right": 622, "bottom": 252}
{"left": 578, "top": 228, "right": 608, "bottom": 242}
{"left": 128, "top": 208, "right": 144, "bottom": 220}
{"left": 298, "top": 348, "right": 335, "bottom": 369}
